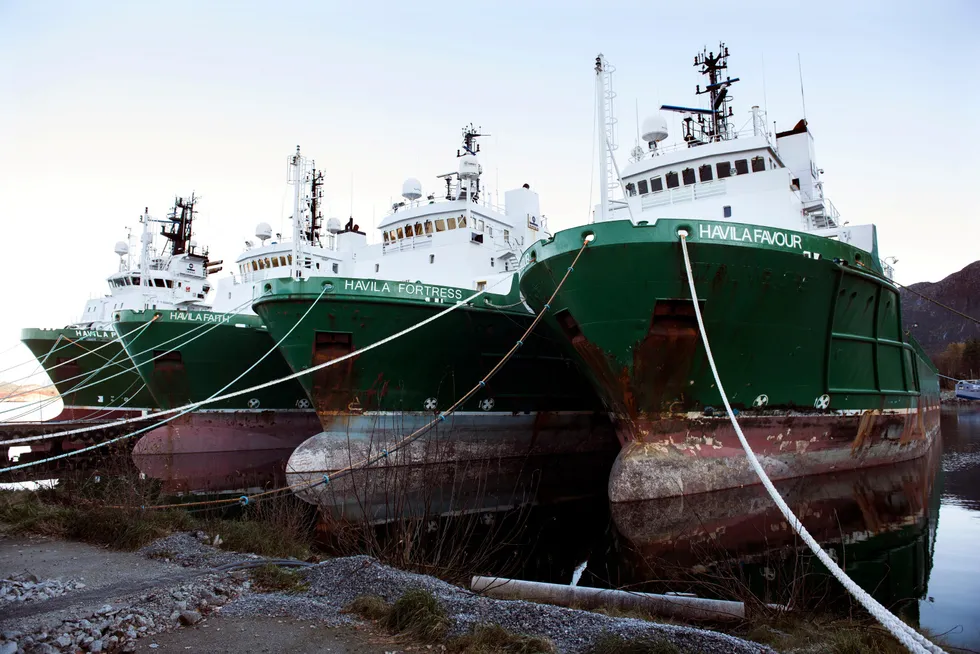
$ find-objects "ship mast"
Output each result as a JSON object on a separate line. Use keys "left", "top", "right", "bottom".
{"left": 456, "top": 124, "right": 485, "bottom": 228}
{"left": 595, "top": 54, "right": 618, "bottom": 222}
{"left": 139, "top": 208, "right": 153, "bottom": 305}
{"left": 306, "top": 164, "right": 324, "bottom": 246}
{"left": 161, "top": 194, "right": 197, "bottom": 255}
{"left": 288, "top": 146, "right": 309, "bottom": 281}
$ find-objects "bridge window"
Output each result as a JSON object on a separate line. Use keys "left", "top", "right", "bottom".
{"left": 698, "top": 164, "right": 713, "bottom": 182}
{"left": 734, "top": 159, "right": 749, "bottom": 175}
{"left": 650, "top": 176, "right": 663, "bottom": 192}
{"left": 435, "top": 219, "right": 446, "bottom": 232}
{"left": 637, "top": 179, "right": 649, "bottom": 195}
{"left": 153, "top": 279, "right": 165, "bottom": 288}
{"left": 716, "top": 162, "right": 732, "bottom": 178}
{"left": 458, "top": 216, "right": 467, "bottom": 228}
{"left": 389, "top": 229, "right": 397, "bottom": 241}
{"left": 397, "top": 227, "right": 405, "bottom": 239}
{"left": 682, "top": 168, "right": 696, "bottom": 185}
{"left": 406, "top": 224, "right": 414, "bottom": 237}
{"left": 665, "top": 172, "right": 679, "bottom": 189}
{"left": 251, "top": 261, "right": 258, "bottom": 271}
{"left": 383, "top": 232, "right": 389, "bottom": 243}
{"left": 415, "top": 222, "right": 423, "bottom": 235}
{"left": 447, "top": 217, "right": 457, "bottom": 230}
{"left": 751, "top": 156, "right": 765, "bottom": 172}
{"left": 424, "top": 220, "right": 433, "bottom": 234}
{"left": 625, "top": 182, "right": 636, "bottom": 196}
{"left": 165, "top": 280, "right": 174, "bottom": 288}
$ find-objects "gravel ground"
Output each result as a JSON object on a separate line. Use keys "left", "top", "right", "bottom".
{"left": 1, "top": 533, "right": 773, "bottom": 653}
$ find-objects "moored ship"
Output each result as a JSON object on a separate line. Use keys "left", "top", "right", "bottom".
{"left": 518, "top": 47, "right": 941, "bottom": 503}
{"left": 112, "top": 151, "right": 342, "bottom": 455}
{"left": 16, "top": 196, "right": 216, "bottom": 422}
{"left": 253, "top": 127, "right": 615, "bottom": 510}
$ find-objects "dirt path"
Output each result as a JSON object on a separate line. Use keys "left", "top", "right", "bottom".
{"left": 131, "top": 617, "right": 396, "bottom": 653}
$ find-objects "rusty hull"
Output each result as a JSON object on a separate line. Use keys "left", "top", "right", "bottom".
{"left": 608, "top": 401, "right": 941, "bottom": 502}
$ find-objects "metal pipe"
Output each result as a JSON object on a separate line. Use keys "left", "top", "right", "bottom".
{"left": 471, "top": 576, "right": 784, "bottom": 622}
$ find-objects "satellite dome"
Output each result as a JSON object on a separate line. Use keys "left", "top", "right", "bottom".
{"left": 255, "top": 222, "right": 273, "bottom": 242}
{"left": 189, "top": 239, "right": 198, "bottom": 250}
{"left": 458, "top": 153, "right": 481, "bottom": 179}
{"left": 641, "top": 113, "right": 669, "bottom": 145}
{"left": 402, "top": 178, "right": 422, "bottom": 201}
{"left": 326, "top": 217, "right": 343, "bottom": 234}
{"left": 114, "top": 241, "right": 129, "bottom": 257}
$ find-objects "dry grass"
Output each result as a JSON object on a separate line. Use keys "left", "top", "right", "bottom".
{"left": 248, "top": 564, "right": 310, "bottom": 594}
{"left": 448, "top": 623, "right": 556, "bottom": 654}
{"left": 381, "top": 588, "right": 450, "bottom": 643}
{"left": 587, "top": 633, "right": 685, "bottom": 654}
{"left": 344, "top": 594, "right": 391, "bottom": 621}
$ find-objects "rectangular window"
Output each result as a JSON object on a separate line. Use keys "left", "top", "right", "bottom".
{"left": 153, "top": 279, "right": 165, "bottom": 288}
{"left": 698, "top": 164, "right": 713, "bottom": 182}
{"left": 389, "top": 229, "right": 397, "bottom": 241}
{"left": 751, "top": 156, "right": 765, "bottom": 172}
{"left": 435, "top": 219, "right": 446, "bottom": 232}
{"left": 405, "top": 224, "right": 414, "bottom": 237}
{"left": 165, "top": 280, "right": 174, "bottom": 288}
{"left": 665, "top": 172, "right": 679, "bottom": 189}
{"left": 716, "top": 162, "right": 732, "bottom": 178}
{"left": 251, "top": 261, "right": 258, "bottom": 271}
{"left": 288, "top": 255, "right": 293, "bottom": 265}
{"left": 650, "top": 176, "right": 663, "bottom": 192}
{"left": 457, "top": 216, "right": 466, "bottom": 228}
{"left": 476, "top": 281, "right": 487, "bottom": 291}
{"left": 332, "top": 263, "right": 339, "bottom": 273}
{"left": 375, "top": 263, "right": 379, "bottom": 272}
{"left": 447, "top": 217, "right": 457, "bottom": 230}
{"left": 504, "top": 229, "right": 510, "bottom": 243}
{"left": 625, "top": 182, "right": 636, "bottom": 196}
{"left": 383, "top": 232, "right": 389, "bottom": 243}
{"left": 477, "top": 219, "right": 484, "bottom": 232}
{"left": 637, "top": 179, "right": 649, "bottom": 195}
{"left": 424, "top": 220, "right": 433, "bottom": 234}
{"left": 397, "top": 227, "right": 405, "bottom": 239}
{"left": 487, "top": 226, "right": 492, "bottom": 237}
{"left": 682, "top": 168, "right": 696, "bottom": 185}
{"left": 429, "top": 254, "right": 435, "bottom": 264}
{"left": 734, "top": 159, "right": 749, "bottom": 175}
{"left": 723, "top": 205, "right": 732, "bottom": 218}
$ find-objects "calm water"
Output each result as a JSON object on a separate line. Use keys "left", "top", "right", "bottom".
{"left": 128, "top": 405, "right": 980, "bottom": 647}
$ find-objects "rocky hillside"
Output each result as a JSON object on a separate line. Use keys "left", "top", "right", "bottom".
{"left": 901, "top": 261, "right": 980, "bottom": 356}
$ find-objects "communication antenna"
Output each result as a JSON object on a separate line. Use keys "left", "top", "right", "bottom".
{"left": 797, "top": 53, "right": 807, "bottom": 122}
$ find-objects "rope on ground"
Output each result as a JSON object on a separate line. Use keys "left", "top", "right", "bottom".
{"left": 0, "top": 277, "right": 508, "bottom": 463}
{"left": 677, "top": 230, "right": 944, "bottom": 654}
{"left": 112, "top": 239, "right": 592, "bottom": 511}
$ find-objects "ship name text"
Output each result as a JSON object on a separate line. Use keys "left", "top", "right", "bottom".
{"left": 699, "top": 224, "right": 802, "bottom": 249}
{"left": 73, "top": 330, "right": 113, "bottom": 339}
{"left": 344, "top": 279, "right": 464, "bottom": 301}
{"left": 168, "top": 312, "right": 231, "bottom": 324}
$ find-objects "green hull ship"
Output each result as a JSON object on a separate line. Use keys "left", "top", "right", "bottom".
{"left": 255, "top": 129, "right": 617, "bottom": 508}
{"left": 518, "top": 48, "right": 940, "bottom": 502}
{"left": 113, "top": 309, "right": 321, "bottom": 455}
{"left": 14, "top": 196, "right": 216, "bottom": 423}
{"left": 19, "top": 327, "right": 154, "bottom": 422}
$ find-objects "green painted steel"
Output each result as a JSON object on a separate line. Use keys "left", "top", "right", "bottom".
{"left": 518, "top": 219, "right": 939, "bottom": 417}
{"left": 112, "top": 310, "right": 310, "bottom": 411}
{"left": 252, "top": 274, "right": 602, "bottom": 416}
{"left": 20, "top": 327, "right": 156, "bottom": 410}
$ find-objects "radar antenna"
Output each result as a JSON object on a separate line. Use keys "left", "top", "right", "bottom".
{"left": 660, "top": 42, "right": 740, "bottom": 146}
{"left": 306, "top": 164, "right": 324, "bottom": 246}
{"left": 161, "top": 193, "right": 198, "bottom": 256}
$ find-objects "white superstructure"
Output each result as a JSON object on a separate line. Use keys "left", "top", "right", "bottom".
{"left": 216, "top": 129, "right": 548, "bottom": 310}
{"left": 75, "top": 195, "right": 216, "bottom": 329}
{"left": 595, "top": 44, "right": 893, "bottom": 278}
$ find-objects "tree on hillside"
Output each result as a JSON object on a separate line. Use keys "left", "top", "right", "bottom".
{"left": 964, "top": 338, "right": 980, "bottom": 378}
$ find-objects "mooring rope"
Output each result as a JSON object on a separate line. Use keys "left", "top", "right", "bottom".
{"left": 113, "top": 237, "right": 595, "bottom": 512}
{"left": 0, "top": 277, "right": 509, "bottom": 461}
{"left": 0, "top": 333, "right": 101, "bottom": 377}
{"left": 1, "top": 296, "right": 256, "bottom": 405}
{"left": 0, "top": 319, "right": 157, "bottom": 406}
{"left": 892, "top": 278, "right": 980, "bottom": 326}
{"left": 677, "top": 230, "right": 944, "bottom": 654}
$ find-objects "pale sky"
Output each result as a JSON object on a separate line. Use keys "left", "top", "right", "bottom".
{"left": 1, "top": 0, "right": 977, "bottom": 382}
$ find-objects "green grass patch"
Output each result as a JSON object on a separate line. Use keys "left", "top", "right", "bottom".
{"left": 248, "top": 564, "right": 310, "bottom": 594}
{"left": 588, "top": 633, "right": 684, "bottom": 654}
{"left": 344, "top": 594, "right": 391, "bottom": 620}
{"left": 381, "top": 588, "right": 450, "bottom": 643}
{"left": 449, "top": 623, "right": 556, "bottom": 653}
